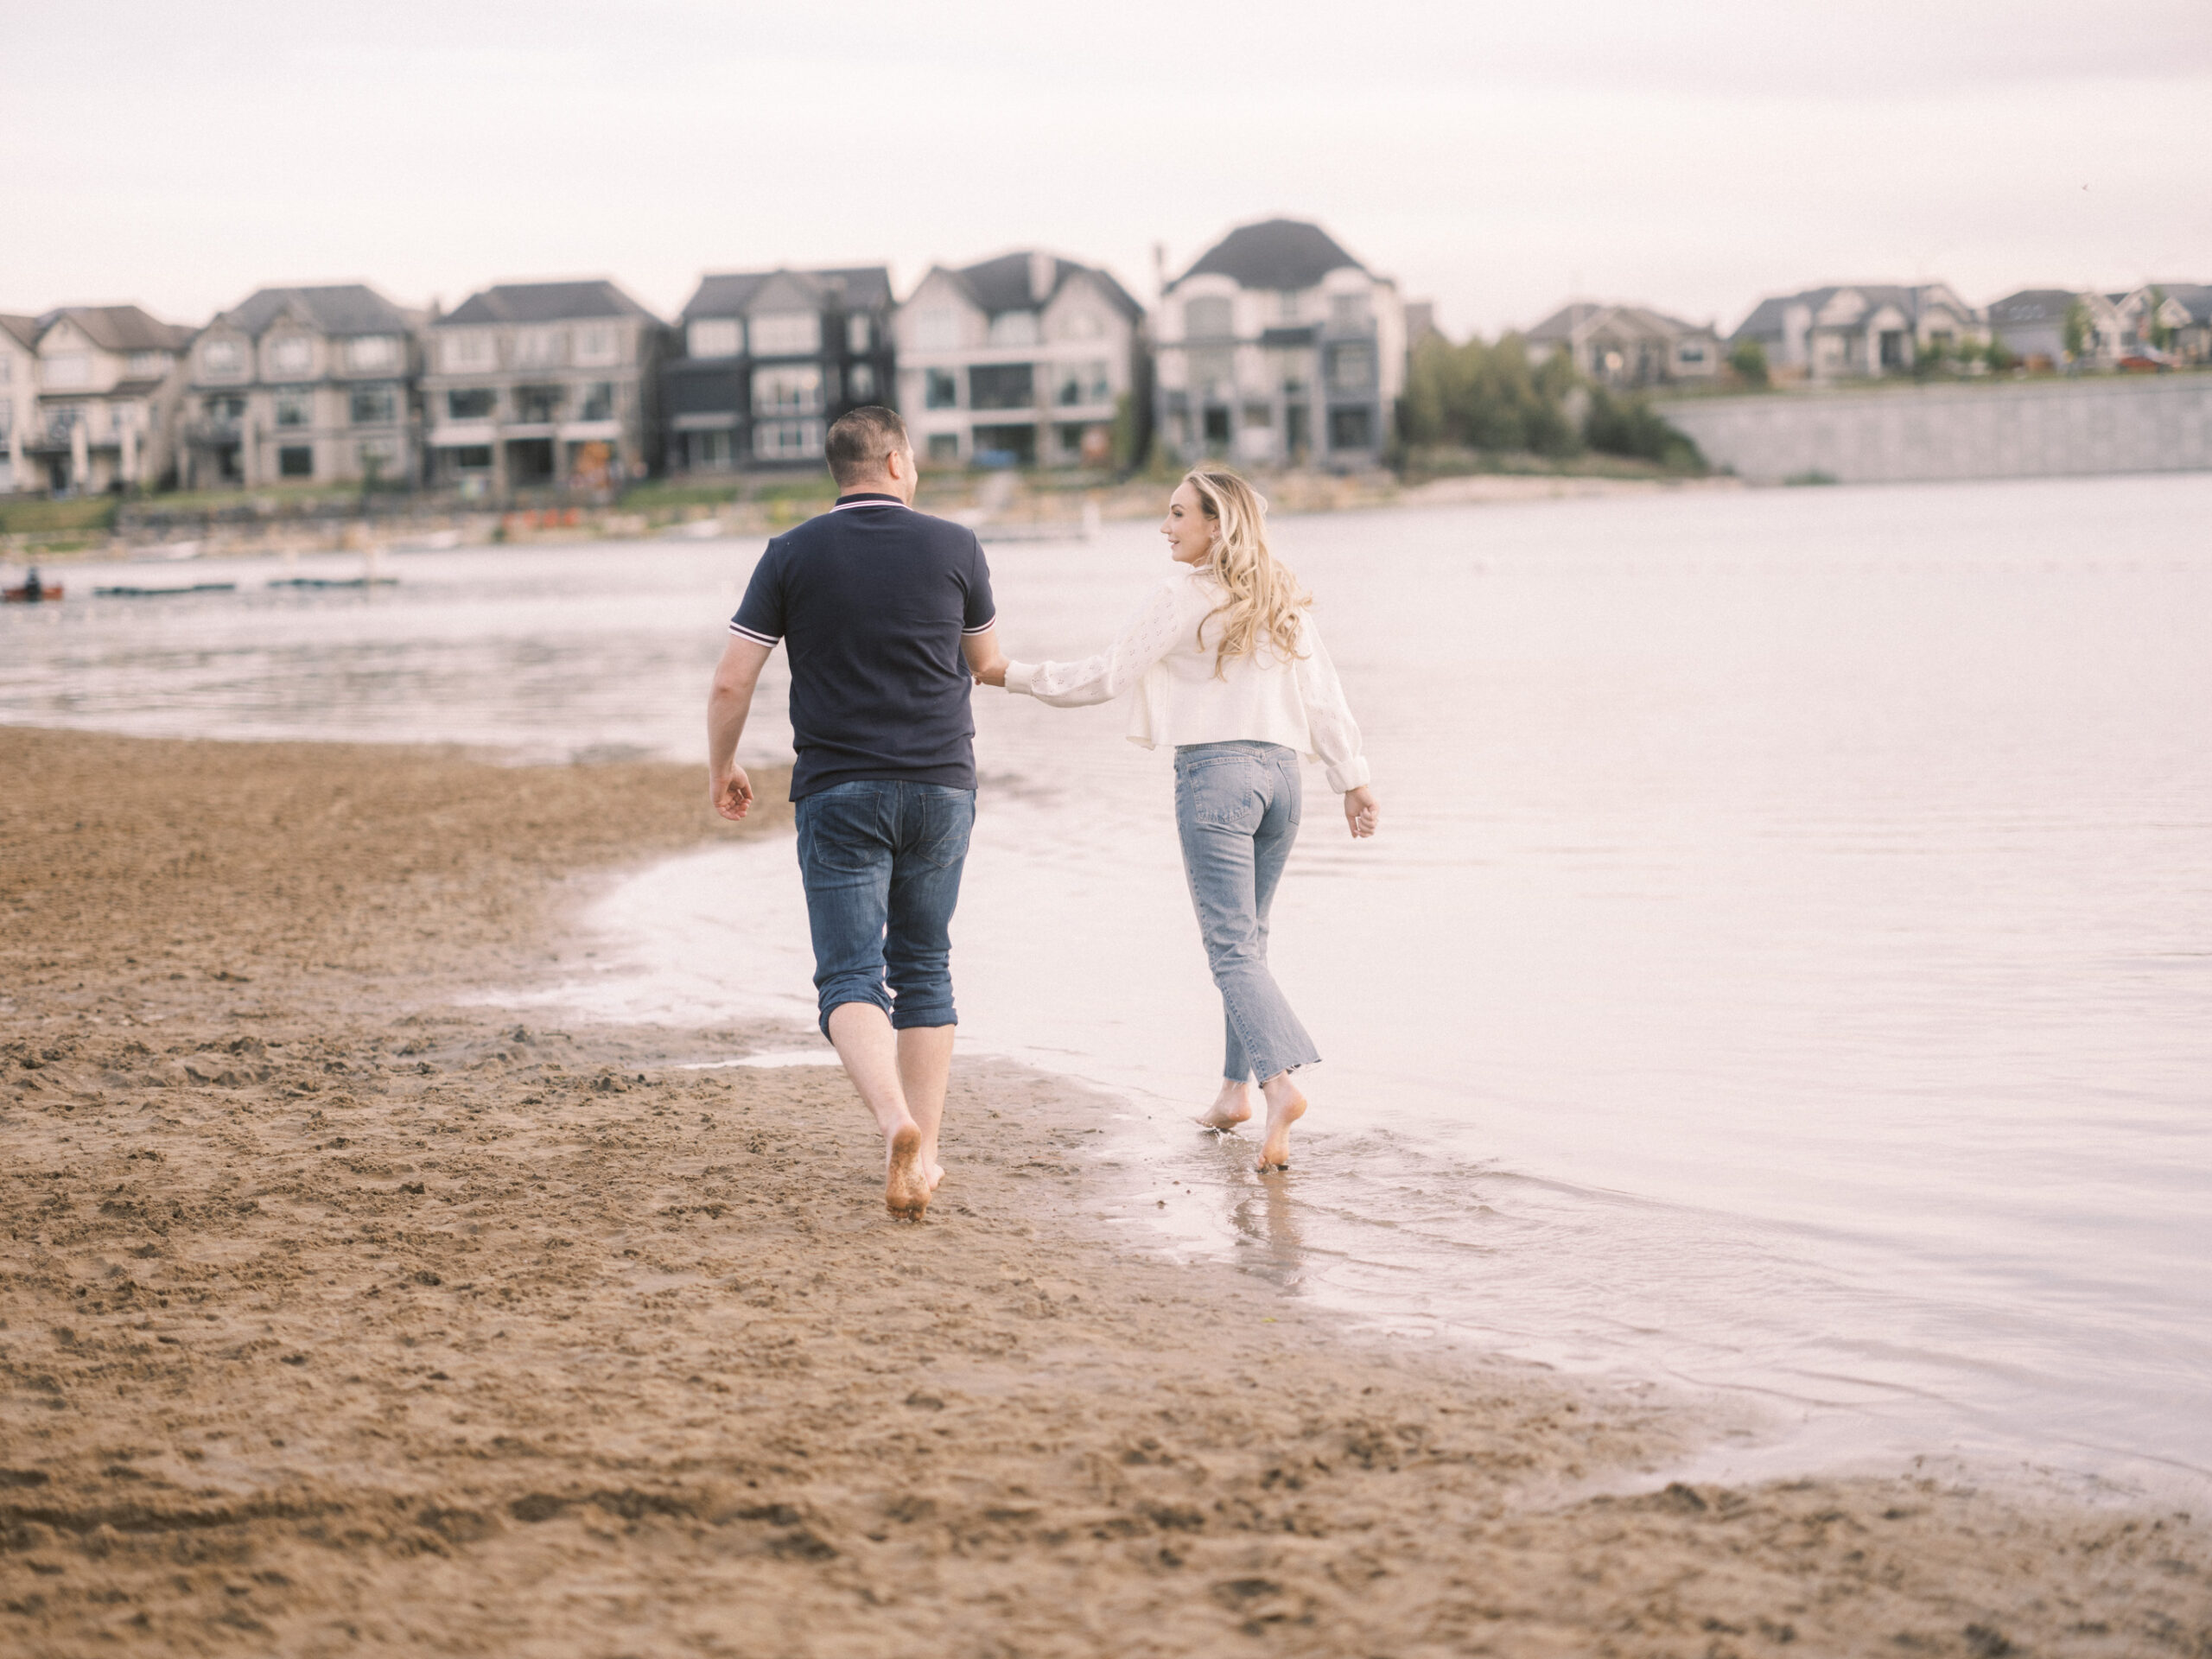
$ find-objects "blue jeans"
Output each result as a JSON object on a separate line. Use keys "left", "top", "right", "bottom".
{"left": 793, "top": 780, "right": 976, "bottom": 1037}
{"left": 1173, "top": 741, "right": 1320, "bottom": 1084}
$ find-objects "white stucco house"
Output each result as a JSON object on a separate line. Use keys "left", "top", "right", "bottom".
{"left": 1729, "top": 283, "right": 1982, "bottom": 379}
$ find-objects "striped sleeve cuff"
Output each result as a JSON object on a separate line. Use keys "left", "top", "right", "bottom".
{"left": 728, "top": 620, "right": 779, "bottom": 647}
{"left": 961, "top": 613, "right": 997, "bottom": 636}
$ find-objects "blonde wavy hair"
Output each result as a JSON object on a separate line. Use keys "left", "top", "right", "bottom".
{"left": 1181, "top": 469, "right": 1310, "bottom": 677}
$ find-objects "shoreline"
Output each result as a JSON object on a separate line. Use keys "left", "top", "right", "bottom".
{"left": 4, "top": 726, "right": 2208, "bottom": 1653}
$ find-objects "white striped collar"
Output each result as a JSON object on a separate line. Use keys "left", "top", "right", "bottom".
{"left": 832, "top": 493, "right": 908, "bottom": 512}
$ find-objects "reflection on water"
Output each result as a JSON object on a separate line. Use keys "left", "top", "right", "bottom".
{"left": 10, "top": 476, "right": 2211, "bottom": 1494}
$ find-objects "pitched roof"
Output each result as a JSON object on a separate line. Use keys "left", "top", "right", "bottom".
{"left": 1173, "top": 219, "right": 1366, "bottom": 294}
{"left": 0, "top": 314, "right": 37, "bottom": 352}
{"left": 441, "top": 280, "right": 658, "bottom": 327}
{"left": 2144, "top": 283, "right": 2212, "bottom": 323}
{"left": 1986, "top": 289, "right": 2082, "bottom": 327}
{"left": 680, "top": 266, "right": 893, "bottom": 321}
{"left": 220, "top": 283, "right": 412, "bottom": 338}
{"left": 928, "top": 251, "right": 1144, "bottom": 321}
{"left": 37, "top": 303, "right": 194, "bottom": 353}
{"left": 1529, "top": 302, "right": 1710, "bottom": 345}
{"left": 1729, "top": 283, "right": 1972, "bottom": 344}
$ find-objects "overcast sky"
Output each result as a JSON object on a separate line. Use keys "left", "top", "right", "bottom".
{"left": 5, "top": 0, "right": 2209, "bottom": 338}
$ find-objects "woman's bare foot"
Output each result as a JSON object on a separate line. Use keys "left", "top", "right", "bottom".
{"left": 1255, "top": 1077, "right": 1307, "bottom": 1171}
{"left": 885, "top": 1122, "right": 930, "bottom": 1220}
{"left": 925, "top": 1160, "right": 946, "bottom": 1192}
{"left": 1195, "top": 1079, "right": 1256, "bottom": 1132}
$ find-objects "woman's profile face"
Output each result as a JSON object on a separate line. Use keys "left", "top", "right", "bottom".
{"left": 1161, "top": 481, "right": 1213, "bottom": 565}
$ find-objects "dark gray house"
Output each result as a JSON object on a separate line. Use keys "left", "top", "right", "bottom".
{"left": 663, "top": 267, "right": 895, "bottom": 472}
{"left": 1154, "top": 219, "right": 1404, "bottom": 470}
{"left": 423, "top": 280, "right": 662, "bottom": 497}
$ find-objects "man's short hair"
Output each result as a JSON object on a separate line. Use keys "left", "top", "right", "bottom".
{"left": 825, "top": 406, "right": 911, "bottom": 487}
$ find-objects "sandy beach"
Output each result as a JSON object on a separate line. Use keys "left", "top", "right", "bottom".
{"left": 3, "top": 725, "right": 2207, "bottom": 1656}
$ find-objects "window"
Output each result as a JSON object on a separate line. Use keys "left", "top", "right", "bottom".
{"left": 350, "top": 385, "right": 397, "bottom": 425}
{"left": 126, "top": 351, "right": 167, "bottom": 379}
{"left": 43, "top": 353, "right": 92, "bottom": 389}
{"left": 346, "top": 335, "right": 399, "bottom": 372}
{"left": 0, "top": 397, "right": 11, "bottom": 437}
{"left": 1184, "top": 297, "right": 1233, "bottom": 340}
{"left": 1188, "top": 347, "right": 1234, "bottom": 398}
{"left": 988, "top": 311, "right": 1039, "bottom": 347}
{"left": 1328, "top": 293, "right": 1372, "bottom": 331}
{"left": 1241, "top": 401, "right": 1274, "bottom": 429}
{"left": 969, "top": 363, "right": 1034, "bottom": 410}
{"left": 275, "top": 391, "right": 313, "bottom": 427}
{"left": 446, "top": 387, "right": 496, "bottom": 420}
{"left": 1326, "top": 342, "right": 1375, "bottom": 392}
{"left": 454, "top": 445, "right": 493, "bottom": 471}
{"left": 1202, "top": 406, "right": 1230, "bottom": 447}
{"left": 573, "top": 326, "right": 620, "bottom": 365}
{"left": 204, "top": 394, "right": 245, "bottom": 423}
{"left": 848, "top": 363, "right": 875, "bottom": 400}
{"left": 1328, "top": 406, "right": 1374, "bottom": 449}
{"left": 753, "top": 365, "right": 823, "bottom": 416}
{"left": 926, "top": 432, "right": 960, "bottom": 461}
{"left": 847, "top": 315, "right": 872, "bottom": 353}
{"left": 1277, "top": 290, "right": 1302, "bottom": 322}
{"left": 357, "top": 437, "right": 399, "bottom": 476}
{"left": 971, "top": 423, "right": 1037, "bottom": 467}
{"left": 200, "top": 338, "right": 242, "bottom": 378}
{"left": 688, "top": 318, "right": 742, "bottom": 359}
{"left": 1061, "top": 308, "right": 1103, "bottom": 341}
{"left": 580, "top": 382, "right": 615, "bottom": 421}
{"left": 1879, "top": 330, "right": 1909, "bottom": 369}
{"left": 690, "top": 429, "right": 734, "bottom": 471}
{"left": 1678, "top": 343, "right": 1707, "bottom": 365}
{"left": 515, "top": 327, "right": 565, "bottom": 367}
{"left": 513, "top": 385, "right": 563, "bottom": 423}
{"left": 750, "top": 311, "right": 820, "bottom": 356}
{"left": 925, "top": 368, "right": 958, "bottom": 409}
{"left": 269, "top": 336, "right": 312, "bottom": 376}
{"left": 753, "top": 418, "right": 824, "bottom": 460}
{"left": 441, "top": 332, "right": 494, "bottom": 372}
{"left": 278, "top": 444, "right": 315, "bottom": 478}
{"left": 912, "top": 308, "right": 958, "bottom": 351}
{"left": 1055, "top": 360, "right": 1110, "bottom": 406}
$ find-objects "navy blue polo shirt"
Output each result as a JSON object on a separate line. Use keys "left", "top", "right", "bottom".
{"left": 729, "top": 493, "right": 996, "bottom": 800}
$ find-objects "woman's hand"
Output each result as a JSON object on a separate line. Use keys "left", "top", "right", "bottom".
{"left": 1343, "top": 785, "right": 1378, "bottom": 839}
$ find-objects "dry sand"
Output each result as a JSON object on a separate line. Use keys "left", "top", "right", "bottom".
{"left": 3, "top": 725, "right": 2207, "bottom": 1656}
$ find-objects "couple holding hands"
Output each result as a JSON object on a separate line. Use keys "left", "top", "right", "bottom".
{"left": 707, "top": 407, "right": 1376, "bottom": 1220}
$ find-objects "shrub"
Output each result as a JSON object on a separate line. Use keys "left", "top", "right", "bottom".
{"left": 1583, "top": 387, "right": 1704, "bottom": 472}
{"left": 1728, "top": 339, "right": 1770, "bottom": 387}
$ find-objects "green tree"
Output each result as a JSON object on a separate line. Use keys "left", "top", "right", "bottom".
{"left": 1985, "top": 333, "right": 2018, "bottom": 372}
{"left": 2146, "top": 287, "right": 2175, "bottom": 352}
{"left": 1583, "top": 387, "right": 1704, "bottom": 471}
{"left": 2063, "top": 298, "right": 2091, "bottom": 362}
{"left": 1402, "top": 332, "right": 1580, "bottom": 456}
{"left": 1728, "top": 338, "right": 1770, "bottom": 387}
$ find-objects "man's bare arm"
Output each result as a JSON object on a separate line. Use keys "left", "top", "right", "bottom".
{"left": 963, "top": 624, "right": 1007, "bottom": 687}
{"left": 707, "top": 633, "right": 774, "bottom": 821}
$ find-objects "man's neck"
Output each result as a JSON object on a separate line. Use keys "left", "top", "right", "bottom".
{"left": 838, "top": 480, "right": 911, "bottom": 505}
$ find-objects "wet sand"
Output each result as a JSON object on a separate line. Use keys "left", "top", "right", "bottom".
{"left": 3, "top": 726, "right": 2206, "bottom": 1656}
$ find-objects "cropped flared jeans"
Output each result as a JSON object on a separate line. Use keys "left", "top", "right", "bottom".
{"left": 1173, "top": 741, "right": 1321, "bottom": 1084}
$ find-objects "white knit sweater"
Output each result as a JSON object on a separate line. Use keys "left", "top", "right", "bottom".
{"left": 1001, "top": 564, "right": 1371, "bottom": 793}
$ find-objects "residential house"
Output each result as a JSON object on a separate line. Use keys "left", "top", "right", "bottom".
{"left": 1983, "top": 289, "right": 2125, "bottom": 369}
{"left": 0, "top": 315, "right": 36, "bottom": 493}
{"left": 180, "top": 283, "right": 422, "bottom": 490}
{"left": 1154, "top": 219, "right": 1404, "bottom": 469}
{"left": 1728, "top": 283, "right": 1981, "bottom": 379}
{"left": 894, "top": 251, "right": 1145, "bottom": 468}
{"left": 1526, "top": 302, "right": 1723, "bottom": 387}
{"left": 423, "top": 281, "right": 661, "bottom": 496}
{"left": 2113, "top": 284, "right": 2210, "bottom": 365}
{"left": 663, "top": 267, "right": 894, "bottom": 473}
{"left": 16, "top": 305, "right": 194, "bottom": 493}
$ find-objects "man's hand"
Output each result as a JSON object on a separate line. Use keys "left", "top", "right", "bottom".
{"left": 712, "top": 766, "right": 754, "bottom": 822}
{"left": 972, "top": 654, "right": 1008, "bottom": 687}
{"left": 1344, "top": 785, "right": 1379, "bottom": 839}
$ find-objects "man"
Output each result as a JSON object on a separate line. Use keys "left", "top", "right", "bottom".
{"left": 706, "top": 407, "right": 1000, "bottom": 1221}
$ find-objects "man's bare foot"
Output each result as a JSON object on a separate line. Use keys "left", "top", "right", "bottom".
{"left": 1256, "top": 1081, "right": 1306, "bottom": 1171}
{"left": 885, "top": 1122, "right": 930, "bottom": 1220}
{"left": 1196, "top": 1079, "right": 1256, "bottom": 1132}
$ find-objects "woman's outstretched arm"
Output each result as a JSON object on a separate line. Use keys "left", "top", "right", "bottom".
{"left": 1294, "top": 617, "right": 1379, "bottom": 836}
{"left": 998, "top": 579, "right": 1185, "bottom": 707}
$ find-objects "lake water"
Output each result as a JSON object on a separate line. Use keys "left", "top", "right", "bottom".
{"left": 8, "top": 475, "right": 2209, "bottom": 1496}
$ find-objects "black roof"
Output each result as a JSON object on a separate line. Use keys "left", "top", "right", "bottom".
{"left": 220, "top": 283, "right": 412, "bottom": 338}
{"left": 1985, "top": 289, "right": 2082, "bottom": 327}
{"left": 1173, "top": 219, "right": 1366, "bottom": 293}
{"left": 937, "top": 251, "right": 1144, "bottom": 321}
{"left": 680, "top": 266, "right": 894, "bottom": 321}
{"left": 442, "top": 280, "right": 658, "bottom": 327}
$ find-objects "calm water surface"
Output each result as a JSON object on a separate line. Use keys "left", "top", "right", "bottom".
{"left": 8, "top": 476, "right": 2209, "bottom": 1492}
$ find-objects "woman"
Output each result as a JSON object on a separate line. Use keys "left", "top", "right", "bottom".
{"left": 976, "top": 469, "right": 1377, "bottom": 1171}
